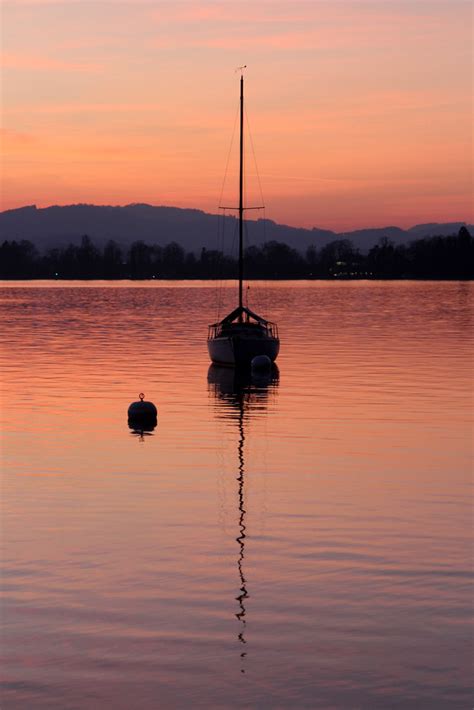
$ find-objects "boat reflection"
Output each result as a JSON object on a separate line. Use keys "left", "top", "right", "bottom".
{"left": 208, "top": 363, "right": 279, "bottom": 413}
{"left": 207, "top": 364, "right": 279, "bottom": 672}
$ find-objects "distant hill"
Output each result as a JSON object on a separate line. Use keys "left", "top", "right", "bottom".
{"left": 0, "top": 203, "right": 470, "bottom": 254}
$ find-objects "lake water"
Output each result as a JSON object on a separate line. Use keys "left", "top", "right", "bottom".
{"left": 1, "top": 281, "right": 472, "bottom": 709}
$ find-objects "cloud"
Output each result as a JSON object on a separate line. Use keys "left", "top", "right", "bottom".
{"left": 2, "top": 102, "right": 233, "bottom": 134}
{"left": 149, "top": 1, "right": 320, "bottom": 24}
{"left": 149, "top": 0, "right": 462, "bottom": 30}
{"left": 1, "top": 128, "right": 37, "bottom": 146}
{"left": 151, "top": 28, "right": 374, "bottom": 52}
{"left": 187, "top": 31, "right": 356, "bottom": 51}
{"left": 149, "top": 4, "right": 454, "bottom": 53}
{"left": 2, "top": 52, "right": 102, "bottom": 72}
{"left": 9, "top": 102, "right": 163, "bottom": 114}
{"left": 4, "top": 0, "right": 155, "bottom": 4}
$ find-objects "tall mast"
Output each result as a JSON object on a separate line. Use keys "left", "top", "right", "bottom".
{"left": 238, "top": 72, "right": 244, "bottom": 314}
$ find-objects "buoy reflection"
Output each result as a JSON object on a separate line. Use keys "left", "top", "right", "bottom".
{"left": 127, "top": 418, "right": 157, "bottom": 442}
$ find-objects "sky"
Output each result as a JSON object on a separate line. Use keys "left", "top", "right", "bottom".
{"left": 1, "top": 0, "right": 472, "bottom": 230}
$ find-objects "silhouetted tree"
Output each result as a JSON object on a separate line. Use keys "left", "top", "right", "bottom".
{"left": 317, "top": 239, "right": 356, "bottom": 276}
{"left": 184, "top": 251, "right": 197, "bottom": 277}
{"left": 306, "top": 245, "right": 318, "bottom": 276}
{"left": 129, "top": 241, "right": 152, "bottom": 278}
{"left": 0, "top": 240, "right": 39, "bottom": 278}
{"left": 162, "top": 242, "right": 185, "bottom": 276}
{"left": 368, "top": 238, "right": 406, "bottom": 278}
{"left": 77, "top": 235, "right": 101, "bottom": 278}
{"left": 103, "top": 240, "right": 123, "bottom": 279}
{"left": 1, "top": 231, "right": 472, "bottom": 280}
{"left": 260, "top": 241, "right": 304, "bottom": 277}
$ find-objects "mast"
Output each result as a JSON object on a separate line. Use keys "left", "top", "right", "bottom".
{"left": 238, "top": 72, "right": 244, "bottom": 315}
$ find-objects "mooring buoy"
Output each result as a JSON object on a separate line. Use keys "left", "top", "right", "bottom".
{"left": 251, "top": 354, "right": 272, "bottom": 371}
{"left": 127, "top": 393, "right": 157, "bottom": 428}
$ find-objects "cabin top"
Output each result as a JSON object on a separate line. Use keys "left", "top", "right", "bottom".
{"left": 210, "top": 305, "right": 272, "bottom": 328}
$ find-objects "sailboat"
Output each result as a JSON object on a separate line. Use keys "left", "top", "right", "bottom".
{"left": 207, "top": 70, "right": 280, "bottom": 367}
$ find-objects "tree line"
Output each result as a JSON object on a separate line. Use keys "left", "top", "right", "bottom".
{"left": 0, "top": 228, "right": 472, "bottom": 280}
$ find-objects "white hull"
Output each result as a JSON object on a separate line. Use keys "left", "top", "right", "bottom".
{"left": 208, "top": 335, "right": 280, "bottom": 366}
{"left": 208, "top": 337, "right": 236, "bottom": 365}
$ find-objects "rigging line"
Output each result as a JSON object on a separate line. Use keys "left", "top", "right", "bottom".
{"left": 218, "top": 218, "right": 224, "bottom": 319}
{"left": 218, "top": 102, "right": 240, "bottom": 212}
{"left": 216, "top": 100, "right": 239, "bottom": 319}
{"left": 262, "top": 206, "right": 268, "bottom": 313}
{"left": 243, "top": 219, "right": 256, "bottom": 311}
{"left": 244, "top": 106, "right": 265, "bottom": 210}
{"left": 215, "top": 211, "right": 220, "bottom": 319}
{"left": 230, "top": 218, "right": 238, "bottom": 295}
{"left": 244, "top": 220, "right": 250, "bottom": 286}
{"left": 245, "top": 216, "right": 260, "bottom": 311}
{"left": 244, "top": 106, "right": 267, "bottom": 314}
{"left": 215, "top": 208, "right": 221, "bottom": 319}
{"left": 217, "top": 211, "right": 223, "bottom": 320}
{"left": 220, "top": 215, "right": 227, "bottom": 318}
{"left": 217, "top": 209, "right": 227, "bottom": 319}
{"left": 221, "top": 214, "right": 228, "bottom": 318}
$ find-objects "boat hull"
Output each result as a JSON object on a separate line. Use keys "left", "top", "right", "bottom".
{"left": 208, "top": 335, "right": 280, "bottom": 366}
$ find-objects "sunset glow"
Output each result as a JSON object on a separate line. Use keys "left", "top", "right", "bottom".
{"left": 1, "top": 0, "right": 472, "bottom": 229}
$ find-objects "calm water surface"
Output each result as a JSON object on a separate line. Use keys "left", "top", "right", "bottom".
{"left": 1, "top": 281, "right": 472, "bottom": 709}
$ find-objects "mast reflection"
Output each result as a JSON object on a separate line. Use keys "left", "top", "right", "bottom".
{"left": 208, "top": 364, "right": 279, "bottom": 673}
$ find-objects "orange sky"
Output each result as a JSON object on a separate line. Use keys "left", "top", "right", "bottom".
{"left": 1, "top": 0, "right": 472, "bottom": 230}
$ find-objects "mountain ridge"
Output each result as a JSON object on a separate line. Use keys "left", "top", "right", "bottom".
{"left": 0, "top": 203, "right": 470, "bottom": 254}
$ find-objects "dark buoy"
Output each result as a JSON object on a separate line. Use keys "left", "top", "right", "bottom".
{"left": 128, "top": 393, "right": 157, "bottom": 430}
{"left": 251, "top": 354, "right": 272, "bottom": 371}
